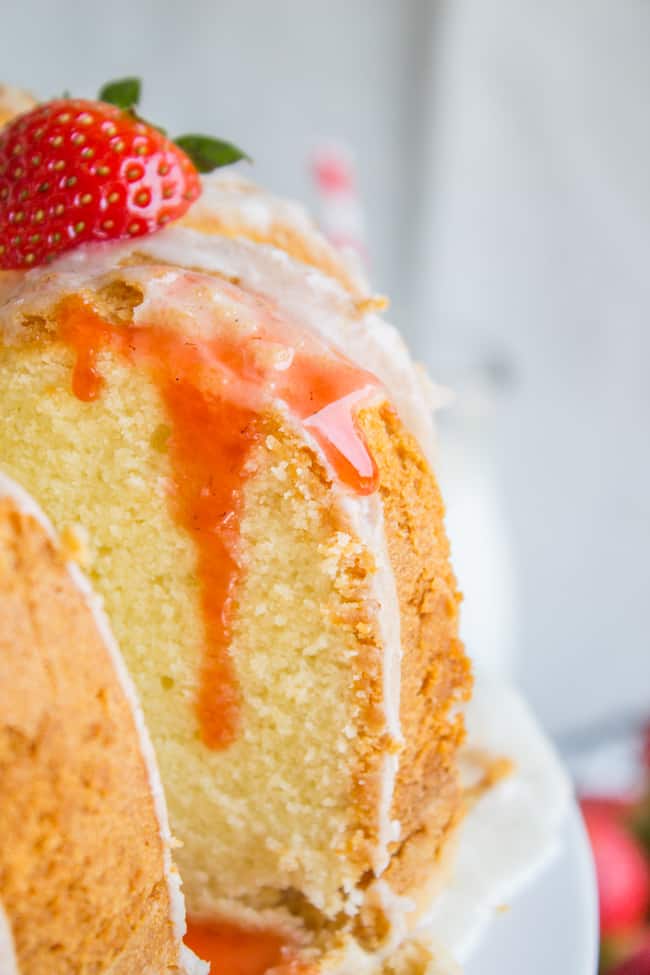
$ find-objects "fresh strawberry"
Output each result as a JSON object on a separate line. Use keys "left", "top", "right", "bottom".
{"left": 0, "top": 78, "right": 248, "bottom": 269}
{"left": 581, "top": 800, "right": 650, "bottom": 936}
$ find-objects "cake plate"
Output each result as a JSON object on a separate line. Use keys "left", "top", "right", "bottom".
{"left": 465, "top": 802, "right": 598, "bottom": 974}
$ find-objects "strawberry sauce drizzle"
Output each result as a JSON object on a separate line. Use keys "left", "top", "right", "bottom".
{"left": 57, "top": 285, "right": 380, "bottom": 748}
{"left": 184, "top": 919, "right": 310, "bottom": 975}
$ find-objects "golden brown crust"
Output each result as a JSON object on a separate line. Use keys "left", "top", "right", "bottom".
{"left": 251, "top": 411, "right": 463, "bottom": 889}
{"left": 358, "top": 405, "right": 472, "bottom": 897}
{"left": 0, "top": 499, "right": 181, "bottom": 974}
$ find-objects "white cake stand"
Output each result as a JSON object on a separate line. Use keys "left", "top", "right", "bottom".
{"left": 465, "top": 803, "right": 598, "bottom": 975}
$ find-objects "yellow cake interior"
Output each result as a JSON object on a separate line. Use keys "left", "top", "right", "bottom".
{"left": 0, "top": 331, "right": 390, "bottom": 926}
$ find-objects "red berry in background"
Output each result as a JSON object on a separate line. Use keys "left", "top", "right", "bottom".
{"left": 610, "top": 944, "right": 650, "bottom": 975}
{"left": 581, "top": 800, "right": 650, "bottom": 936}
{"left": 582, "top": 796, "right": 637, "bottom": 824}
{"left": 0, "top": 98, "right": 200, "bottom": 269}
{"left": 642, "top": 721, "right": 650, "bottom": 773}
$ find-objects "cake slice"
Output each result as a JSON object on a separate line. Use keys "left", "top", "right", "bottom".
{"left": 0, "top": 85, "right": 485, "bottom": 974}
{"left": 0, "top": 178, "right": 471, "bottom": 960}
{"left": 0, "top": 84, "right": 575, "bottom": 974}
{"left": 0, "top": 474, "right": 206, "bottom": 975}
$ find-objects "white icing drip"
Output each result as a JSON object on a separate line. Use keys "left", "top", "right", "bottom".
{"left": 196, "top": 173, "right": 318, "bottom": 238}
{"left": 0, "top": 472, "right": 207, "bottom": 975}
{"left": 178, "top": 943, "right": 212, "bottom": 975}
{"left": 191, "top": 171, "right": 369, "bottom": 292}
{"left": 0, "top": 900, "right": 19, "bottom": 975}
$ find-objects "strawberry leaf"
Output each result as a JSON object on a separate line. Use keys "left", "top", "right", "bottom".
{"left": 99, "top": 77, "right": 141, "bottom": 111}
{"left": 175, "top": 135, "right": 250, "bottom": 173}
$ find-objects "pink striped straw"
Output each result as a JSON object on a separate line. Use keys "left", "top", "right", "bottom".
{"left": 311, "top": 144, "right": 368, "bottom": 267}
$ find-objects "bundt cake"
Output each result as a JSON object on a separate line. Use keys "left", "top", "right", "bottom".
{"left": 0, "top": 88, "right": 570, "bottom": 974}
{"left": 0, "top": 179, "right": 470, "bottom": 956}
{"left": 0, "top": 473, "right": 206, "bottom": 975}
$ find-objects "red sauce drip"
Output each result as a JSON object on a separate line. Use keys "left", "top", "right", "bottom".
{"left": 184, "top": 919, "right": 310, "bottom": 975}
{"left": 57, "top": 285, "right": 380, "bottom": 748}
{"left": 59, "top": 307, "right": 111, "bottom": 402}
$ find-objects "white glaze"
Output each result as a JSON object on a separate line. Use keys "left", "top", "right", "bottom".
{"left": 0, "top": 223, "right": 438, "bottom": 467}
{"left": 0, "top": 472, "right": 207, "bottom": 975}
{"left": 0, "top": 900, "right": 19, "bottom": 975}
{"left": 190, "top": 170, "right": 369, "bottom": 292}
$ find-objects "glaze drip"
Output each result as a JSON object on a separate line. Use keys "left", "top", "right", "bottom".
{"left": 57, "top": 280, "right": 381, "bottom": 748}
{"left": 184, "top": 919, "right": 309, "bottom": 975}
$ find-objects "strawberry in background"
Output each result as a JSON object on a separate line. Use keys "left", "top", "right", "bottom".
{"left": 581, "top": 722, "right": 650, "bottom": 973}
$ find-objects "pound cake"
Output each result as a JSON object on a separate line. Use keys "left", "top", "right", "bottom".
{"left": 0, "top": 473, "right": 206, "bottom": 975}
{"left": 0, "top": 87, "right": 473, "bottom": 971}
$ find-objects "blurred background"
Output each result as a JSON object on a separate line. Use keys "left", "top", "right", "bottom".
{"left": 1, "top": 0, "right": 648, "bottom": 777}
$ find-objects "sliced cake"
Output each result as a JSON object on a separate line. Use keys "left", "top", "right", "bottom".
{"left": 0, "top": 214, "right": 470, "bottom": 941}
{"left": 0, "top": 87, "right": 475, "bottom": 972}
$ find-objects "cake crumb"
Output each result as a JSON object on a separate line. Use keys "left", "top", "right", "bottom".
{"left": 59, "top": 524, "right": 91, "bottom": 568}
